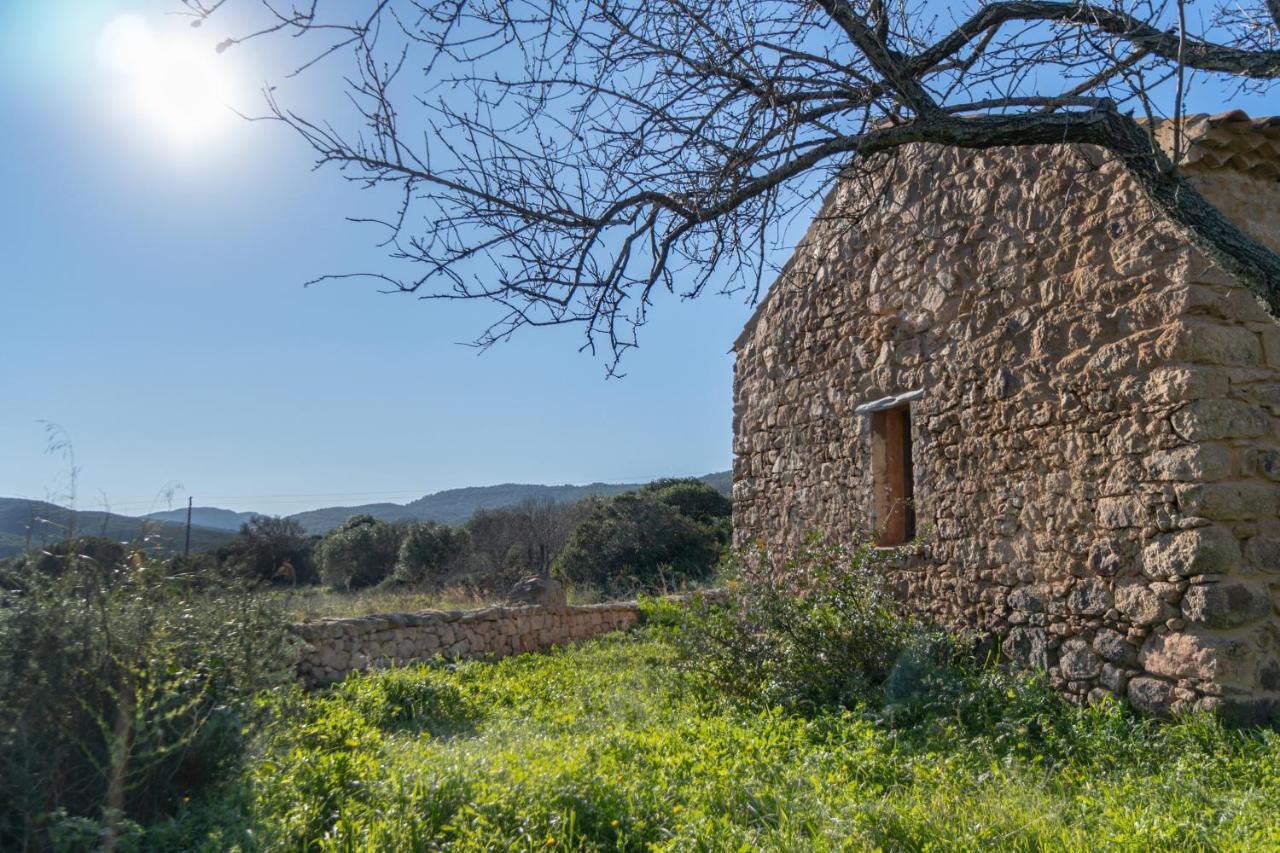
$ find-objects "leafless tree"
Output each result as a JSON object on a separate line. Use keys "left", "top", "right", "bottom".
{"left": 464, "top": 497, "right": 588, "bottom": 578}
{"left": 184, "top": 0, "right": 1280, "bottom": 368}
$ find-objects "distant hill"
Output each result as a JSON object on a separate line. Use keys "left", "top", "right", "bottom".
{"left": 144, "top": 506, "right": 261, "bottom": 531}
{"left": 286, "top": 471, "right": 732, "bottom": 534}
{"left": 0, "top": 472, "right": 733, "bottom": 553}
{"left": 0, "top": 498, "right": 236, "bottom": 558}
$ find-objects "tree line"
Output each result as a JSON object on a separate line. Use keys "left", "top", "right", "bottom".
{"left": 207, "top": 477, "right": 731, "bottom": 597}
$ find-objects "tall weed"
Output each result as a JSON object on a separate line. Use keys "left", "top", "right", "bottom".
{"left": 0, "top": 543, "right": 294, "bottom": 849}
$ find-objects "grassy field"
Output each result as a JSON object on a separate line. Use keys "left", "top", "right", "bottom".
{"left": 270, "top": 585, "right": 500, "bottom": 621}
{"left": 164, "top": 628, "right": 1280, "bottom": 851}
{"left": 272, "top": 584, "right": 609, "bottom": 622}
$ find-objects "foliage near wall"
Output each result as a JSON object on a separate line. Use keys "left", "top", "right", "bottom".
{"left": 0, "top": 544, "right": 294, "bottom": 850}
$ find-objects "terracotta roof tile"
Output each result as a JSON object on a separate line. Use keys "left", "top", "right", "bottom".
{"left": 1150, "top": 110, "right": 1280, "bottom": 180}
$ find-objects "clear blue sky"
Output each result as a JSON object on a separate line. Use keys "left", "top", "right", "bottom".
{"left": 0, "top": 1, "right": 759, "bottom": 516}
{"left": 1, "top": 3, "right": 1274, "bottom": 517}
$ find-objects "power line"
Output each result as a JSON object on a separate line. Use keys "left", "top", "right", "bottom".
{"left": 6, "top": 488, "right": 438, "bottom": 511}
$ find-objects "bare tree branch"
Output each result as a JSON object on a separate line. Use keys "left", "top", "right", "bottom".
{"left": 188, "top": 0, "right": 1280, "bottom": 366}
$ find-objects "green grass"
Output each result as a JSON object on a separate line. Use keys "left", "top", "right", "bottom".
{"left": 270, "top": 585, "right": 500, "bottom": 621}
{"left": 274, "top": 584, "right": 613, "bottom": 622}
{"left": 164, "top": 629, "right": 1280, "bottom": 851}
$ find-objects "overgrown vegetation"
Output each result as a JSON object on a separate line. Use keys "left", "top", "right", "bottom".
{"left": 654, "top": 537, "right": 915, "bottom": 712}
{"left": 222, "top": 634, "right": 1280, "bottom": 849}
{"left": 5, "top": 533, "right": 1280, "bottom": 849}
{"left": 394, "top": 521, "right": 469, "bottom": 586}
{"left": 217, "top": 515, "right": 317, "bottom": 586}
{"left": 0, "top": 540, "right": 294, "bottom": 850}
{"left": 552, "top": 478, "right": 731, "bottom": 595}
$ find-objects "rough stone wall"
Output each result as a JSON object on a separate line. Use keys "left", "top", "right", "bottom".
{"left": 293, "top": 602, "right": 641, "bottom": 686}
{"left": 732, "top": 141, "right": 1280, "bottom": 720}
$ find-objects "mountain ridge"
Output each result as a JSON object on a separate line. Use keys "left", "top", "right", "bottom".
{"left": 2, "top": 472, "right": 733, "bottom": 552}
{"left": 0, "top": 498, "right": 236, "bottom": 558}
{"left": 286, "top": 471, "right": 731, "bottom": 534}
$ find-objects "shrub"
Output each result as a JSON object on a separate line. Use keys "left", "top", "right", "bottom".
{"left": 658, "top": 536, "right": 913, "bottom": 712}
{"left": 552, "top": 492, "right": 721, "bottom": 595}
{"left": 316, "top": 514, "right": 402, "bottom": 590}
{"left": 393, "top": 521, "right": 469, "bottom": 586}
{"left": 639, "top": 478, "right": 732, "bottom": 528}
{"left": 219, "top": 515, "right": 316, "bottom": 585}
{"left": 0, "top": 542, "right": 294, "bottom": 849}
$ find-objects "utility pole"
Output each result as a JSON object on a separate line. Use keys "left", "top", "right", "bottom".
{"left": 183, "top": 496, "right": 193, "bottom": 557}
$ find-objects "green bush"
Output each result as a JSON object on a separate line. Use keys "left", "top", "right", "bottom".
{"left": 551, "top": 484, "right": 727, "bottom": 595}
{"left": 639, "top": 478, "right": 732, "bottom": 527}
{"left": 316, "top": 514, "right": 402, "bottom": 590}
{"left": 393, "top": 521, "right": 469, "bottom": 586}
{"left": 0, "top": 541, "right": 294, "bottom": 850}
{"left": 659, "top": 536, "right": 913, "bottom": 712}
{"left": 218, "top": 515, "right": 317, "bottom": 586}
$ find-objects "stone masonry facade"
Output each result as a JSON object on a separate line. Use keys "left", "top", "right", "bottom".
{"left": 732, "top": 113, "right": 1280, "bottom": 721}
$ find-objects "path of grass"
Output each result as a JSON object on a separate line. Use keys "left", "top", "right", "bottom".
{"left": 170, "top": 630, "right": 1280, "bottom": 850}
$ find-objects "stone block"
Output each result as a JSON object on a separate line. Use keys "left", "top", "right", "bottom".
{"left": 1115, "top": 583, "right": 1177, "bottom": 626}
{"left": 1094, "top": 628, "right": 1138, "bottom": 666}
{"left": 1099, "top": 663, "right": 1131, "bottom": 694}
{"left": 1060, "top": 638, "right": 1103, "bottom": 679}
{"left": 1247, "top": 448, "right": 1280, "bottom": 481}
{"left": 1169, "top": 399, "right": 1267, "bottom": 441}
{"left": 1097, "top": 497, "right": 1144, "bottom": 529}
{"left": 1250, "top": 383, "right": 1280, "bottom": 413}
{"left": 1143, "top": 444, "right": 1231, "bottom": 481}
{"left": 1002, "top": 626, "right": 1050, "bottom": 670}
{"left": 1175, "top": 482, "right": 1277, "bottom": 520}
{"left": 1086, "top": 539, "right": 1127, "bottom": 577}
{"left": 1141, "top": 526, "right": 1240, "bottom": 579}
{"left": 1261, "top": 325, "right": 1280, "bottom": 368}
{"left": 1127, "top": 677, "right": 1174, "bottom": 713}
{"left": 1181, "top": 581, "right": 1273, "bottom": 628}
{"left": 1244, "top": 534, "right": 1280, "bottom": 573}
{"left": 1007, "top": 585, "right": 1048, "bottom": 613}
{"left": 1145, "top": 366, "right": 1229, "bottom": 404}
{"left": 1067, "top": 578, "right": 1113, "bottom": 616}
{"left": 1162, "top": 321, "right": 1260, "bottom": 366}
{"left": 1139, "top": 630, "right": 1250, "bottom": 683}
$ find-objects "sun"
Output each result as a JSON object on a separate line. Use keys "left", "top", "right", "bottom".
{"left": 98, "top": 15, "right": 236, "bottom": 146}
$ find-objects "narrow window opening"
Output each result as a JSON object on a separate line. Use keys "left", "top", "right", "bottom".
{"left": 871, "top": 404, "right": 915, "bottom": 546}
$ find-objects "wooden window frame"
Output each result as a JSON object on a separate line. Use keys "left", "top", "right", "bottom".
{"left": 870, "top": 403, "right": 915, "bottom": 546}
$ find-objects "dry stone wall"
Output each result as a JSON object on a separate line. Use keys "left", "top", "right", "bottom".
{"left": 293, "top": 601, "right": 641, "bottom": 686}
{"left": 732, "top": 140, "right": 1280, "bottom": 722}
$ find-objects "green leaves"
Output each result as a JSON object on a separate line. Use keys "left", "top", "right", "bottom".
{"left": 242, "top": 630, "right": 1280, "bottom": 850}
{"left": 662, "top": 537, "right": 914, "bottom": 712}
{"left": 551, "top": 480, "right": 730, "bottom": 596}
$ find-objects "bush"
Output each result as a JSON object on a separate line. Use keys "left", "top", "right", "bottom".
{"left": 316, "top": 514, "right": 402, "bottom": 590}
{"left": 639, "top": 478, "right": 732, "bottom": 528}
{"left": 551, "top": 492, "right": 722, "bottom": 595}
{"left": 393, "top": 521, "right": 469, "bottom": 586}
{"left": 0, "top": 541, "right": 294, "bottom": 849}
{"left": 219, "top": 515, "right": 316, "bottom": 585}
{"left": 657, "top": 536, "right": 913, "bottom": 712}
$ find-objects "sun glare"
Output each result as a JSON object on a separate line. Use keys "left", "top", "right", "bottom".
{"left": 97, "top": 14, "right": 236, "bottom": 147}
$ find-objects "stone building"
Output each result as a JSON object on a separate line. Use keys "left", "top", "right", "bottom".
{"left": 731, "top": 111, "right": 1280, "bottom": 721}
